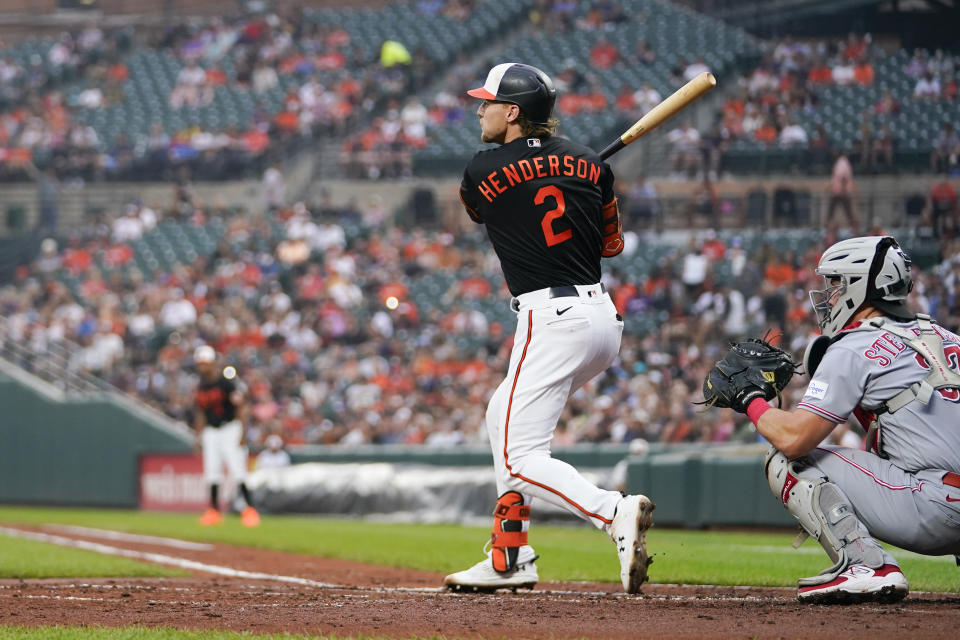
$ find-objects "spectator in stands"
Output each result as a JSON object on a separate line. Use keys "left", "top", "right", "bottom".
{"left": 831, "top": 58, "right": 855, "bottom": 86}
{"left": 806, "top": 57, "right": 833, "bottom": 85}
{"left": 112, "top": 203, "right": 145, "bottom": 242}
{"left": 159, "top": 288, "right": 197, "bottom": 330}
{"left": 589, "top": 37, "right": 620, "bottom": 69}
{"left": 873, "top": 89, "right": 900, "bottom": 117}
{"left": 683, "top": 56, "right": 710, "bottom": 83}
{"left": 842, "top": 33, "right": 869, "bottom": 61}
{"left": 255, "top": 434, "right": 291, "bottom": 469}
{"left": 779, "top": 119, "right": 808, "bottom": 147}
{"left": 681, "top": 238, "right": 709, "bottom": 298}
{"left": 853, "top": 57, "right": 874, "bottom": 85}
{"left": 929, "top": 179, "right": 959, "bottom": 237}
{"left": 944, "top": 71, "right": 959, "bottom": 101}
{"left": 929, "top": 48, "right": 955, "bottom": 78}
{"left": 826, "top": 153, "right": 858, "bottom": 232}
{"left": 931, "top": 122, "right": 959, "bottom": 173}
{"left": 553, "top": 60, "right": 587, "bottom": 94}
{"left": 913, "top": 71, "right": 941, "bottom": 101}
{"left": 262, "top": 164, "right": 285, "bottom": 210}
{"left": 700, "top": 121, "right": 727, "bottom": 180}
{"left": 400, "top": 97, "right": 429, "bottom": 147}
{"left": 630, "top": 39, "right": 656, "bottom": 66}
{"left": 74, "top": 82, "right": 104, "bottom": 109}
{"left": 252, "top": 61, "right": 279, "bottom": 94}
{"left": 741, "top": 102, "right": 763, "bottom": 138}
{"left": 667, "top": 121, "right": 701, "bottom": 178}
{"left": 854, "top": 122, "right": 875, "bottom": 173}
{"left": 170, "top": 59, "right": 210, "bottom": 108}
{"left": 632, "top": 82, "right": 661, "bottom": 116}
{"left": 872, "top": 124, "right": 895, "bottom": 173}
{"left": 688, "top": 176, "right": 719, "bottom": 227}
{"left": 624, "top": 176, "right": 659, "bottom": 229}
{"left": 905, "top": 48, "right": 929, "bottom": 78}
{"left": 754, "top": 115, "right": 778, "bottom": 146}
{"left": 806, "top": 123, "right": 833, "bottom": 175}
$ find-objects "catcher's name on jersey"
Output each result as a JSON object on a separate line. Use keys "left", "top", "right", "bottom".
{"left": 474, "top": 151, "right": 603, "bottom": 203}
{"left": 863, "top": 323, "right": 960, "bottom": 367}
{"left": 799, "top": 319, "right": 960, "bottom": 473}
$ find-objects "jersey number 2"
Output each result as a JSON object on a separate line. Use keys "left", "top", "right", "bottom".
{"left": 536, "top": 186, "right": 572, "bottom": 247}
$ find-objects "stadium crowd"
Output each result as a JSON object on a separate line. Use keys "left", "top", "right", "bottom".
{"left": 2, "top": 188, "right": 958, "bottom": 451}
{"left": 662, "top": 34, "right": 960, "bottom": 179}
{"left": 0, "top": 10, "right": 435, "bottom": 182}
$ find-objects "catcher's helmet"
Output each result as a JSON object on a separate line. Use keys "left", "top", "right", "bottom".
{"left": 809, "top": 236, "right": 913, "bottom": 337}
{"left": 467, "top": 62, "right": 557, "bottom": 125}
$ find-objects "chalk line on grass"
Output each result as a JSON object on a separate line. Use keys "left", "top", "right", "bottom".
{"left": 43, "top": 525, "right": 216, "bottom": 551}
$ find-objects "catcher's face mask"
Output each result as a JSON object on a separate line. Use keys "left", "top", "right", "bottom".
{"left": 809, "top": 276, "right": 845, "bottom": 331}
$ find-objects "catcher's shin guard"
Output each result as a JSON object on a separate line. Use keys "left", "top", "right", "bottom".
{"left": 765, "top": 448, "right": 884, "bottom": 585}
{"left": 490, "top": 491, "right": 530, "bottom": 573}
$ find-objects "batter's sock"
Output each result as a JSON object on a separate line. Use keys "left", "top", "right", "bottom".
{"left": 209, "top": 484, "right": 219, "bottom": 510}
{"left": 239, "top": 482, "right": 253, "bottom": 508}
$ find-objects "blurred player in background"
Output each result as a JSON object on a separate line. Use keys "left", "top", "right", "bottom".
{"left": 193, "top": 345, "right": 260, "bottom": 527}
{"left": 255, "top": 434, "right": 292, "bottom": 470}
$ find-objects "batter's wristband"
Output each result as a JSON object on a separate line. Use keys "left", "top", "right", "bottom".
{"left": 746, "top": 398, "right": 772, "bottom": 426}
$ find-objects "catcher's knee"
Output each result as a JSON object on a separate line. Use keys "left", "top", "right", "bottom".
{"left": 490, "top": 491, "right": 530, "bottom": 573}
{"left": 764, "top": 448, "right": 882, "bottom": 570}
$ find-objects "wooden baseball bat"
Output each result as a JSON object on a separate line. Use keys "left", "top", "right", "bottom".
{"left": 599, "top": 72, "right": 717, "bottom": 160}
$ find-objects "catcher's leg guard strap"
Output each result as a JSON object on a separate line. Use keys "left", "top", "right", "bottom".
{"left": 764, "top": 448, "right": 884, "bottom": 585}
{"left": 490, "top": 491, "right": 530, "bottom": 573}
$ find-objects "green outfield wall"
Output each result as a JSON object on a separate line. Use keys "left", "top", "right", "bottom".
{"left": 0, "top": 371, "right": 793, "bottom": 526}
{"left": 0, "top": 375, "right": 191, "bottom": 507}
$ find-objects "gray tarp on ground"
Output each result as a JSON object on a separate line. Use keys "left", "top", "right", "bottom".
{"left": 245, "top": 462, "right": 623, "bottom": 525}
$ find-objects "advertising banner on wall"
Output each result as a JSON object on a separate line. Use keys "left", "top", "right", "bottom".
{"left": 139, "top": 454, "right": 206, "bottom": 511}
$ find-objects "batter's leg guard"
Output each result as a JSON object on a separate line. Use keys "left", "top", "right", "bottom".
{"left": 765, "top": 448, "right": 885, "bottom": 586}
{"left": 490, "top": 491, "right": 530, "bottom": 573}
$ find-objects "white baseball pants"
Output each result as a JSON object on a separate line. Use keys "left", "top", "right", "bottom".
{"left": 485, "top": 284, "right": 624, "bottom": 530}
{"left": 201, "top": 419, "right": 248, "bottom": 484}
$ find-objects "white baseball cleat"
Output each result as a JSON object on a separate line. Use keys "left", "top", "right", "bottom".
{"left": 797, "top": 563, "right": 908, "bottom": 604}
{"left": 608, "top": 494, "right": 655, "bottom": 594}
{"left": 443, "top": 553, "right": 538, "bottom": 593}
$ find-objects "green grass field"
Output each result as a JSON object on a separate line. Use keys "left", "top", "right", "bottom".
{"left": 0, "top": 535, "right": 187, "bottom": 579}
{"left": 0, "top": 505, "right": 957, "bottom": 593}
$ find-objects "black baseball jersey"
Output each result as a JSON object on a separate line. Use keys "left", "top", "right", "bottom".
{"left": 195, "top": 371, "right": 239, "bottom": 428}
{"left": 460, "top": 135, "right": 617, "bottom": 296}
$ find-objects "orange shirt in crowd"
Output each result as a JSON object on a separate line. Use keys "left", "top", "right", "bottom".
{"left": 765, "top": 262, "right": 795, "bottom": 287}
{"left": 854, "top": 62, "right": 874, "bottom": 85}
{"left": 807, "top": 65, "right": 833, "bottom": 84}
{"left": 590, "top": 42, "right": 620, "bottom": 68}
{"left": 755, "top": 124, "right": 777, "bottom": 145}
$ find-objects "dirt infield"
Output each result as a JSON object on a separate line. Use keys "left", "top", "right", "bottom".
{"left": 3, "top": 524, "right": 960, "bottom": 639}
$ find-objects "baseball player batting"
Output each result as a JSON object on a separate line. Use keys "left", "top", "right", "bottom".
{"left": 193, "top": 345, "right": 260, "bottom": 528}
{"left": 702, "top": 236, "right": 960, "bottom": 603}
{"left": 444, "top": 62, "right": 654, "bottom": 594}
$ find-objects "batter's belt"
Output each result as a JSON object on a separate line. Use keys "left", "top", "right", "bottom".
{"left": 512, "top": 283, "right": 608, "bottom": 311}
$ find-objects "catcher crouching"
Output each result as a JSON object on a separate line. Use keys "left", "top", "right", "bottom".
{"left": 701, "top": 236, "right": 960, "bottom": 604}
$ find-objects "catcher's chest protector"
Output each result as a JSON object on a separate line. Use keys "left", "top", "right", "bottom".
{"left": 856, "top": 315, "right": 960, "bottom": 456}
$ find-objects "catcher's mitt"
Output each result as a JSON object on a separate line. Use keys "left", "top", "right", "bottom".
{"left": 700, "top": 336, "right": 798, "bottom": 414}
